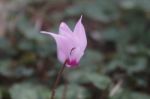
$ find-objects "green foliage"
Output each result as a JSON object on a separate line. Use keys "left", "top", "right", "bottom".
{"left": 110, "top": 89, "right": 150, "bottom": 99}
{"left": 9, "top": 83, "right": 49, "bottom": 99}
{"left": 55, "top": 84, "right": 90, "bottom": 99}
{"left": 0, "top": 60, "right": 12, "bottom": 76}
{"left": 16, "top": 15, "right": 43, "bottom": 40}
{"left": 66, "top": 0, "right": 119, "bottom": 22}
{"left": 87, "top": 73, "right": 111, "bottom": 90}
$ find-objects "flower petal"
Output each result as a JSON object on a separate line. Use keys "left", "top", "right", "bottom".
{"left": 73, "top": 16, "right": 87, "bottom": 51}
{"left": 59, "top": 22, "right": 72, "bottom": 36}
{"left": 40, "top": 31, "right": 75, "bottom": 64}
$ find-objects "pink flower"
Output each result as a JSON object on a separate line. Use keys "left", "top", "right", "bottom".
{"left": 41, "top": 16, "right": 87, "bottom": 68}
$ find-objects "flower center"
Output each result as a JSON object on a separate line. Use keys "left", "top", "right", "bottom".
{"left": 66, "top": 47, "right": 79, "bottom": 66}
{"left": 66, "top": 59, "right": 78, "bottom": 66}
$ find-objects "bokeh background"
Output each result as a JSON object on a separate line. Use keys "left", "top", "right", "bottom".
{"left": 0, "top": 0, "right": 150, "bottom": 99}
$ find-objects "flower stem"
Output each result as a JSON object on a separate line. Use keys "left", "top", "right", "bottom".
{"left": 51, "top": 61, "right": 67, "bottom": 99}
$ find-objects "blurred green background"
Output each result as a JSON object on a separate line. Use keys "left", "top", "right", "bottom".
{"left": 0, "top": 0, "right": 150, "bottom": 99}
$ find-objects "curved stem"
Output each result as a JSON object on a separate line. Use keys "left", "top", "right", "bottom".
{"left": 51, "top": 61, "right": 67, "bottom": 99}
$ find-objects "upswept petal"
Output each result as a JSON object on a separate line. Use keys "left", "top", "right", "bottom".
{"left": 41, "top": 31, "right": 75, "bottom": 64}
{"left": 73, "top": 16, "right": 87, "bottom": 51}
{"left": 59, "top": 22, "right": 72, "bottom": 36}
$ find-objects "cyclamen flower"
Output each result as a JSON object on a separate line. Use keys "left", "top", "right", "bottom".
{"left": 41, "top": 16, "right": 87, "bottom": 68}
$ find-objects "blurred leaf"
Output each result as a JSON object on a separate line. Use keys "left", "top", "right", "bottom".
{"left": 87, "top": 73, "right": 111, "bottom": 90}
{"left": 50, "top": 12, "right": 65, "bottom": 22}
{"left": 84, "top": 0, "right": 120, "bottom": 22}
{"left": 20, "top": 52, "right": 36, "bottom": 64}
{"left": 106, "top": 59, "right": 124, "bottom": 71}
{"left": 9, "top": 83, "right": 49, "bottom": 99}
{"left": 110, "top": 89, "right": 150, "bottom": 99}
{"left": 0, "top": 59, "right": 34, "bottom": 77}
{"left": 18, "top": 39, "right": 35, "bottom": 51}
{"left": 55, "top": 84, "right": 90, "bottom": 99}
{"left": 131, "top": 92, "right": 150, "bottom": 99}
{"left": 65, "top": 0, "right": 120, "bottom": 22}
{"left": 136, "top": 0, "right": 150, "bottom": 11}
{"left": 14, "top": 66, "right": 34, "bottom": 77}
{"left": 102, "top": 27, "right": 120, "bottom": 41}
{"left": 0, "top": 60, "right": 12, "bottom": 76}
{"left": 67, "top": 71, "right": 111, "bottom": 90}
{"left": 0, "top": 37, "right": 11, "bottom": 51}
{"left": 36, "top": 41, "right": 56, "bottom": 57}
{"left": 65, "top": 4, "right": 83, "bottom": 16}
{"left": 80, "top": 49, "right": 103, "bottom": 71}
{"left": 119, "top": 0, "right": 150, "bottom": 11}
{"left": 127, "top": 57, "right": 147, "bottom": 73}
{"left": 119, "top": 0, "right": 137, "bottom": 9}
{"left": 107, "top": 57, "right": 147, "bottom": 74}
{"left": 66, "top": 70, "right": 89, "bottom": 84}
{"left": 16, "top": 14, "right": 47, "bottom": 41}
